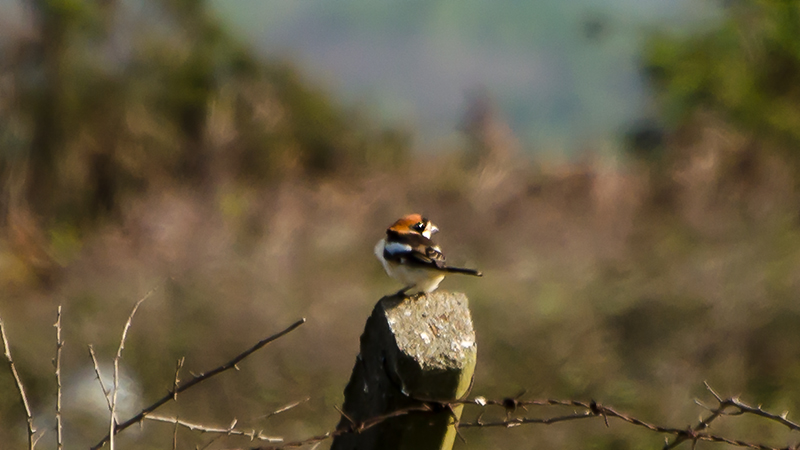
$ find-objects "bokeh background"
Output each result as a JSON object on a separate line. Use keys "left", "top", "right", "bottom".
{"left": 1, "top": 0, "right": 800, "bottom": 448}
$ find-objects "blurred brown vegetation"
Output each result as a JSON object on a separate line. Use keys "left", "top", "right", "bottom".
{"left": 1, "top": 0, "right": 800, "bottom": 449}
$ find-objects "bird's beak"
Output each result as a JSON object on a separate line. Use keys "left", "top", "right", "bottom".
{"left": 429, "top": 224, "right": 439, "bottom": 235}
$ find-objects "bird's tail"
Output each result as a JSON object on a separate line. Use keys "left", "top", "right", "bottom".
{"left": 444, "top": 266, "right": 483, "bottom": 277}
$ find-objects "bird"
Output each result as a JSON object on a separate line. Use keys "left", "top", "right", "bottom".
{"left": 374, "top": 214, "right": 482, "bottom": 296}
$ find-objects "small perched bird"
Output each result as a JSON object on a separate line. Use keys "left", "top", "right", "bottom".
{"left": 375, "top": 214, "right": 482, "bottom": 296}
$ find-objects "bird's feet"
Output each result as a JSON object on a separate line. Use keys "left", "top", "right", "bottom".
{"left": 393, "top": 285, "right": 414, "bottom": 298}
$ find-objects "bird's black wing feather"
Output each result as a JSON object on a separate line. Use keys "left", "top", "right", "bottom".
{"left": 384, "top": 231, "right": 447, "bottom": 270}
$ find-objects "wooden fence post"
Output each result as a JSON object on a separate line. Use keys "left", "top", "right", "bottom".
{"left": 331, "top": 291, "right": 477, "bottom": 450}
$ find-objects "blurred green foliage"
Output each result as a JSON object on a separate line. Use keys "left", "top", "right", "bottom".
{"left": 644, "top": 0, "right": 800, "bottom": 151}
{"left": 1, "top": 0, "right": 410, "bottom": 228}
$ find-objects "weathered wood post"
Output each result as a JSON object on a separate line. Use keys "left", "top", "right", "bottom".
{"left": 331, "top": 291, "right": 477, "bottom": 450}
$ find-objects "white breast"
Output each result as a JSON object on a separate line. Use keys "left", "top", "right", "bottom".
{"left": 374, "top": 239, "right": 445, "bottom": 293}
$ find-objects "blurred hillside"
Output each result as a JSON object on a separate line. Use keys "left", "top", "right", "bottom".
{"left": 209, "top": 0, "right": 720, "bottom": 151}
{"left": 1, "top": 1, "right": 800, "bottom": 449}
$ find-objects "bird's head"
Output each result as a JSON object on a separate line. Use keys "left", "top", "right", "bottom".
{"left": 387, "top": 214, "right": 439, "bottom": 239}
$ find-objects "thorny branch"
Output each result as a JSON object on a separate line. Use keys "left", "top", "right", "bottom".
{"left": 1, "top": 315, "right": 36, "bottom": 450}
{"left": 110, "top": 287, "right": 157, "bottom": 450}
{"left": 4, "top": 303, "right": 797, "bottom": 450}
{"left": 143, "top": 399, "right": 312, "bottom": 449}
{"left": 249, "top": 386, "right": 800, "bottom": 450}
{"left": 89, "top": 317, "right": 307, "bottom": 450}
{"left": 88, "top": 344, "right": 113, "bottom": 411}
{"left": 54, "top": 306, "right": 64, "bottom": 450}
{"left": 144, "top": 415, "right": 284, "bottom": 443}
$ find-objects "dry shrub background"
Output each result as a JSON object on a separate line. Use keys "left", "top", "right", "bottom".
{"left": 2, "top": 1, "right": 800, "bottom": 449}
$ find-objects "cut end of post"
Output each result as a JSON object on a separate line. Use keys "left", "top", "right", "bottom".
{"left": 381, "top": 291, "right": 476, "bottom": 375}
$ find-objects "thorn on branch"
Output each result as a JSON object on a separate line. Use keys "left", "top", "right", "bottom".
{"left": 172, "top": 357, "right": 184, "bottom": 401}
{"left": 334, "top": 405, "right": 359, "bottom": 433}
{"left": 255, "top": 397, "right": 310, "bottom": 421}
{"left": 704, "top": 381, "right": 723, "bottom": 403}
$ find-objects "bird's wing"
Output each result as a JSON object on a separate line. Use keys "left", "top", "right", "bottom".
{"left": 383, "top": 233, "right": 447, "bottom": 270}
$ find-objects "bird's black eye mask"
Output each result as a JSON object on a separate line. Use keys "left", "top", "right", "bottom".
{"left": 412, "top": 221, "right": 427, "bottom": 232}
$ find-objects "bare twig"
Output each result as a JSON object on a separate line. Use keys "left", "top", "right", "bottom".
{"left": 88, "top": 345, "right": 113, "bottom": 411}
{"left": 198, "top": 434, "right": 226, "bottom": 450}
{"left": 54, "top": 306, "right": 64, "bottom": 450}
{"left": 255, "top": 404, "right": 434, "bottom": 449}
{"left": 145, "top": 415, "right": 284, "bottom": 443}
{"left": 90, "top": 317, "right": 306, "bottom": 450}
{"left": 0, "top": 316, "right": 36, "bottom": 450}
{"left": 31, "top": 430, "right": 47, "bottom": 449}
{"left": 171, "top": 414, "right": 179, "bottom": 450}
{"left": 170, "top": 358, "right": 183, "bottom": 450}
{"left": 110, "top": 286, "right": 158, "bottom": 450}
